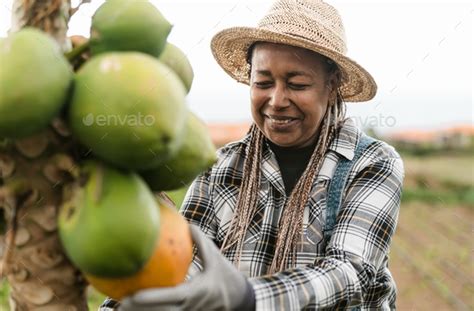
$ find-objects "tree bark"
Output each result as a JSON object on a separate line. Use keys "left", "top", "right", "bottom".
{"left": 9, "top": 0, "right": 71, "bottom": 50}
{"left": 0, "top": 0, "right": 88, "bottom": 310}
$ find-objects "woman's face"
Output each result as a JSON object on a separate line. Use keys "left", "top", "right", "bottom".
{"left": 250, "top": 43, "right": 335, "bottom": 148}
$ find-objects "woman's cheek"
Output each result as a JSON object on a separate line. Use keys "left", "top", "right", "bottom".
{"left": 250, "top": 90, "right": 264, "bottom": 115}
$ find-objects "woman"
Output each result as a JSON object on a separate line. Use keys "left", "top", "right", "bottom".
{"left": 103, "top": 0, "right": 404, "bottom": 310}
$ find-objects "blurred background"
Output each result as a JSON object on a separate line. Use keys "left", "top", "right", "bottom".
{"left": 1, "top": 0, "right": 472, "bottom": 310}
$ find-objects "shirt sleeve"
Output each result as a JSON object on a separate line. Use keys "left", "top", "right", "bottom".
{"left": 98, "top": 297, "right": 120, "bottom": 310}
{"left": 180, "top": 168, "right": 218, "bottom": 278}
{"left": 248, "top": 156, "right": 404, "bottom": 310}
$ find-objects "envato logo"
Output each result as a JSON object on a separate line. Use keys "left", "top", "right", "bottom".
{"left": 82, "top": 113, "right": 156, "bottom": 127}
{"left": 350, "top": 114, "right": 397, "bottom": 128}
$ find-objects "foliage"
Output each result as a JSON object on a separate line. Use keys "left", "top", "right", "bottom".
{"left": 401, "top": 153, "right": 473, "bottom": 207}
{"left": 166, "top": 186, "right": 190, "bottom": 209}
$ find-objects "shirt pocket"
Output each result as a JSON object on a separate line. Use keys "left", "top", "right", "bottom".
{"left": 298, "top": 184, "right": 328, "bottom": 261}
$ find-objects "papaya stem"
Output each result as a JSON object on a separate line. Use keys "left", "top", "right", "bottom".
{"left": 64, "top": 39, "right": 90, "bottom": 62}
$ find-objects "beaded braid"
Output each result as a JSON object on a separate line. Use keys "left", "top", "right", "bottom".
{"left": 269, "top": 93, "right": 345, "bottom": 273}
{"left": 220, "top": 124, "right": 264, "bottom": 260}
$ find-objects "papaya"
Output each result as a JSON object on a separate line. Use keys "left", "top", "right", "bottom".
{"left": 159, "top": 43, "right": 194, "bottom": 93}
{"left": 86, "top": 194, "right": 193, "bottom": 300}
{"left": 68, "top": 52, "right": 187, "bottom": 170}
{"left": 58, "top": 161, "right": 160, "bottom": 277}
{"left": 141, "top": 112, "right": 216, "bottom": 191}
{"left": 0, "top": 28, "right": 72, "bottom": 138}
{"left": 90, "top": 0, "right": 172, "bottom": 57}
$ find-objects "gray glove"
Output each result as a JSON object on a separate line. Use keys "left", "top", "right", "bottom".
{"left": 118, "top": 225, "right": 255, "bottom": 311}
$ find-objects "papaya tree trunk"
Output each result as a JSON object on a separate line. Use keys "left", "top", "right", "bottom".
{"left": 10, "top": 0, "right": 71, "bottom": 49}
{"left": 0, "top": 0, "right": 89, "bottom": 310}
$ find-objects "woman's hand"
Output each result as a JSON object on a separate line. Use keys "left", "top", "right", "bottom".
{"left": 118, "top": 225, "right": 255, "bottom": 311}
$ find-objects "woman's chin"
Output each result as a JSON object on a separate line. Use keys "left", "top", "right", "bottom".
{"left": 265, "top": 130, "right": 317, "bottom": 148}
{"left": 266, "top": 134, "right": 298, "bottom": 147}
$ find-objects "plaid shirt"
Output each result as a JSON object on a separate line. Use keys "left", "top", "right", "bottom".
{"left": 99, "top": 119, "right": 403, "bottom": 310}
{"left": 181, "top": 119, "right": 404, "bottom": 310}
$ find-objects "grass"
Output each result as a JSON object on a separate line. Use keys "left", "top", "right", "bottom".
{"left": 0, "top": 279, "right": 10, "bottom": 308}
{"left": 402, "top": 183, "right": 474, "bottom": 205}
{"left": 165, "top": 186, "right": 189, "bottom": 208}
{"left": 401, "top": 153, "right": 474, "bottom": 206}
{"left": 401, "top": 153, "right": 474, "bottom": 186}
{"left": 88, "top": 288, "right": 107, "bottom": 310}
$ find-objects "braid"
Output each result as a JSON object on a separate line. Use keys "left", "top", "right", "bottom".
{"left": 220, "top": 124, "right": 263, "bottom": 266}
{"left": 269, "top": 100, "right": 338, "bottom": 273}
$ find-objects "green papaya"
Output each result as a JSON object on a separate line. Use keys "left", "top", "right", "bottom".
{"left": 141, "top": 112, "right": 216, "bottom": 191}
{"left": 68, "top": 52, "right": 187, "bottom": 170}
{"left": 159, "top": 43, "right": 194, "bottom": 93}
{"left": 0, "top": 28, "right": 72, "bottom": 138}
{"left": 58, "top": 161, "right": 160, "bottom": 277}
{"left": 90, "top": 0, "right": 172, "bottom": 57}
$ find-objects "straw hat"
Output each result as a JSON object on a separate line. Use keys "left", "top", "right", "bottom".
{"left": 211, "top": 0, "right": 376, "bottom": 102}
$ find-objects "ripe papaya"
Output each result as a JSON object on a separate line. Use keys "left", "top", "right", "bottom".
{"left": 159, "top": 43, "right": 194, "bottom": 93}
{"left": 141, "top": 112, "right": 216, "bottom": 191}
{"left": 58, "top": 161, "right": 160, "bottom": 277}
{"left": 90, "top": 0, "right": 171, "bottom": 58}
{"left": 86, "top": 194, "right": 193, "bottom": 300}
{"left": 0, "top": 28, "right": 72, "bottom": 138}
{"left": 68, "top": 52, "right": 187, "bottom": 170}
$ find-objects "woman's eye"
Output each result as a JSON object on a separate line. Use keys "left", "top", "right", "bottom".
{"left": 254, "top": 81, "right": 272, "bottom": 88}
{"left": 288, "top": 83, "right": 309, "bottom": 90}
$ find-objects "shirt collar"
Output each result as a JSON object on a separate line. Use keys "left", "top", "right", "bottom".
{"left": 261, "top": 141, "right": 286, "bottom": 195}
{"left": 327, "top": 118, "right": 360, "bottom": 161}
{"left": 234, "top": 118, "right": 360, "bottom": 192}
{"left": 229, "top": 130, "right": 286, "bottom": 195}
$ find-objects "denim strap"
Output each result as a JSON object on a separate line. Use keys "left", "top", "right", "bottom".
{"left": 323, "top": 134, "right": 375, "bottom": 311}
{"left": 323, "top": 134, "right": 376, "bottom": 243}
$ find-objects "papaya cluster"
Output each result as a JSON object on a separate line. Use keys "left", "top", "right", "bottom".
{"left": 0, "top": 0, "right": 217, "bottom": 300}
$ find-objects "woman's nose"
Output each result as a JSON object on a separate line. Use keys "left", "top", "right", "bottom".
{"left": 268, "top": 85, "right": 290, "bottom": 110}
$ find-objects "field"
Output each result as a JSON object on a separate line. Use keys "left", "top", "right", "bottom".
{"left": 390, "top": 202, "right": 472, "bottom": 310}
{"left": 1, "top": 153, "right": 472, "bottom": 310}
{"left": 389, "top": 153, "right": 473, "bottom": 310}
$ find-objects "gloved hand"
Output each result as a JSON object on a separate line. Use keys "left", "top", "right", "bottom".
{"left": 118, "top": 225, "right": 256, "bottom": 311}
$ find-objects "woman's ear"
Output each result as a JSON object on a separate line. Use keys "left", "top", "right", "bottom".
{"left": 327, "top": 69, "right": 342, "bottom": 101}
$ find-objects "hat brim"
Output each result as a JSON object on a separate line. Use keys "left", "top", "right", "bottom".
{"left": 211, "top": 27, "right": 377, "bottom": 102}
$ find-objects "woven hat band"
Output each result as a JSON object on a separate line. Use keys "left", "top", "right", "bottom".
{"left": 258, "top": 0, "right": 347, "bottom": 54}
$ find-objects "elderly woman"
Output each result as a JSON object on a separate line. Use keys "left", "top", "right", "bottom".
{"left": 103, "top": 0, "right": 404, "bottom": 310}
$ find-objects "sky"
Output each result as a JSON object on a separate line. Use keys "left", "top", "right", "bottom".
{"left": 1, "top": 0, "right": 472, "bottom": 134}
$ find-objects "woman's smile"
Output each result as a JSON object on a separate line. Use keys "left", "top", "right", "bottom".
{"left": 264, "top": 114, "right": 301, "bottom": 131}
